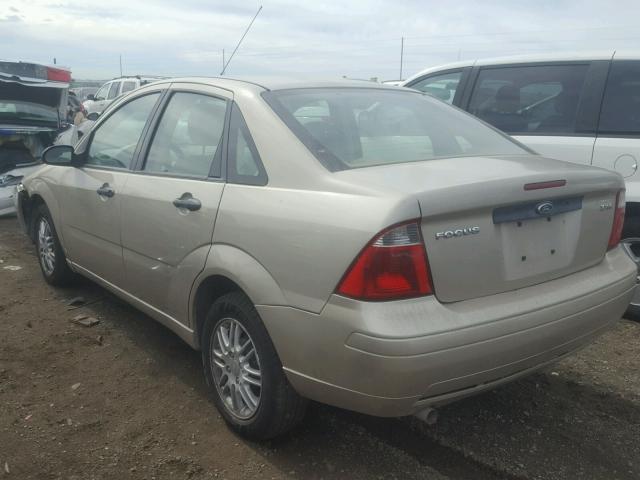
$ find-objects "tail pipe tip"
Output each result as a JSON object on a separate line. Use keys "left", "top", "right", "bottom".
{"left": 414, "top": 407, "right": 439, "bottom": 425}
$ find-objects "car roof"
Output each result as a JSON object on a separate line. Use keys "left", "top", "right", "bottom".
{"left": 402, "top": 50, "right": 640, "bottom": 85}
{"left": 141, "top": 76, "right": 407, "bottom": 95}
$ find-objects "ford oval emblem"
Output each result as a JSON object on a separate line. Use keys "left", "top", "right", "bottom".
{"left": 535, "top": 201, "right": 554, "bottom": 216}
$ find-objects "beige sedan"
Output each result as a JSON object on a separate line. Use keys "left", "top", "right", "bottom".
{"left": 16, "top": 78, "right": 636, "bottom": 439}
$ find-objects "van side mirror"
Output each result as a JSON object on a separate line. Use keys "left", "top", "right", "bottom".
{"left": 87, "top": 112, "right": 100, "bottom": 121}
{"left": 42, "top": 145, "right": 76, "bottom": 166}
{"left": 86, "top": 94, "right": 95, "bottom": 101}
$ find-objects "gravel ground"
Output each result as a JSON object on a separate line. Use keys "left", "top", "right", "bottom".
{"left": 0, "top": 216, "right": 639, "bottom": 480}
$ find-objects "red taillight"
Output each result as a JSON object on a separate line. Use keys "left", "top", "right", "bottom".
{"left": 336, "top": 221, "right": 433, "bottom": 301}
{"left": 46, "top": 66, "right": 71, "bottom": 83}
{"left": 608, "top": 190, "right": 626, "bottom": 250}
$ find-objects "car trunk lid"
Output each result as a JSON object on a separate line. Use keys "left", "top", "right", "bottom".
{"left": 338, "top": 155, "right": 623, "bottom": 303}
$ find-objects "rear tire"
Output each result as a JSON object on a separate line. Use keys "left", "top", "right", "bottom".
{"left": 202, "top": 292, "right": 307, "bottom": 440}
{"left": 626, "top": 304, "right": 640, "bottom": 321}
{"left": 34, "top": 204, "right": 75, "bottom": 286}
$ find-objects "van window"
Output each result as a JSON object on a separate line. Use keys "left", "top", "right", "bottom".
{"left": 94, "top": 83, "right": 109, "bottom": 101}
{"left": 599, "top": 61, "right": 640, "bottom": 135}
{"left": 121, "top": 81, "right": 137, "bottom": 94}
{"left": 409, "top": 71, "right": 462, "bottom": 104}
{"left": 107, "top": 81, "right": 121, "bottom": 100}
{"left": 468, "top": 64, "right": 589, "bottom": 135}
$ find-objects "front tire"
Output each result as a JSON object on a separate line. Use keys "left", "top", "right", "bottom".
{"left": 202, "top": 292, "right": 307, "bottom": 440}
{"left": 34, "top": 204, "right": 75, "bottom": 286}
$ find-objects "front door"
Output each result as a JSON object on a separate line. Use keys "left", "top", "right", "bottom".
{"left": 120, "top": 85, "right": 230, "bottom": 323}
{"left": 59, "top": 91, "right": 162, "bottom": 286}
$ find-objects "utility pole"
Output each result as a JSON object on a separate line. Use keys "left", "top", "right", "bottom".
{"left": 220, "top": 5, "right": 263, "bottom": 75}
{"left": 399, "top": 36, "right": 404, "bottom": 81}
{"left": 119, "top": 55, "right": 123, "bottom": 76}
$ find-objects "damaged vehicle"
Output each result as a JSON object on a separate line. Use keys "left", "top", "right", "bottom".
{"left": 0, "top": 61, "right": 78, "bottom": 215}
{"left": 17, "top": 79, "right": 637, "bottom": 440}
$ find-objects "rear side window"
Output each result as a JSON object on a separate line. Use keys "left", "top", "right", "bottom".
{"left": 408, "top": 71, "right": 462, "bottom": 104}
{"left": 107, "top": 81, "right": 121, "bottom": 100}
{"left": 468, "top": 64, "right": 589, "bottom": 135}
{"left": 227, "top": 103, "right": 268, "bottom": 185}
{"left": 263, "top": 88, "right": 527, "bottom": 171}
{"left": 121, "top": 81, "right": 137, "bottom": 94}
{"left": 87, "top": 93, "right": 159, "bottom": 169}
{"left": 144, "top": 92, "right": 227, "bottom": 178}
{"left": 599, "top": 61, "right": 640, "bottom": 135}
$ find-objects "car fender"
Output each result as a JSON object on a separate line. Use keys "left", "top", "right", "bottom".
{"left": 190, "top": 243, "right": 288, "bottom": 325}
{"left": 24, "top": 176, "right": 63, "bottom": 242}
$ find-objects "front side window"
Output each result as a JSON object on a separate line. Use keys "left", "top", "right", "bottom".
{"left": 94, "top": 84, "right": 109, "bottom": 101}
{"left": 599, "top": 61, "right": 640, "bottom": 135}
{"left": 409, "top": 71, "right": 462, "bottom": 104}
{"left": 107, "top": 82, "right": 121, "bottom": 100}
{"left": 144, "top": 92, "right": 227, "bottom": 177}
{"left": 263, "top": 88, "right": 527, "bottom": 171}
{"left": 468, "top": 64, "right": 589, "bottom": 135}
{"left": 87, "top": 93, "right": 159, "bottom": 169}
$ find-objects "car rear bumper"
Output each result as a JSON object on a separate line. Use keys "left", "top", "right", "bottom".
{"left": 257, "top": 247, "right": 637, "bottom": 417}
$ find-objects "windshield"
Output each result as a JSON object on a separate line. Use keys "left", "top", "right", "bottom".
{"left": 263, "top": 88, "right": 529, "bottom": 171}
{"left": 0, "top": 81, "right": 62, "bottom": 126}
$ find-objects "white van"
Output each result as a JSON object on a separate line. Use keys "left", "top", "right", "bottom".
{"left": 83, "top": 75, "right": 165, "bottom": 116}
{"left": 403, "top": 51, "right": 640, "bottom": 311}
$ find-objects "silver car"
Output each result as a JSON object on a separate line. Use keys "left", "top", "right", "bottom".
{"left": 16, "top": 78, "right": 637, "bottom": 439}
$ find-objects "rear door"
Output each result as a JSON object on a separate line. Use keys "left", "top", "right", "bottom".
{"left": 592, "top": 59, "right": 640, "bottom": 231}
{"left": 59, "top": 89, "right": 163, "bottom": 286}
{"left": 464, "top": 61, "right": 608, "bottom": 165}
{"left": 120, "top": 83, "right": 230, "bottom": 322}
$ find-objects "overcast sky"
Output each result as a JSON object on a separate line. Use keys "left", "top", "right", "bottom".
{"left": 2, "top": 0, "right": 640, "bottom": 81}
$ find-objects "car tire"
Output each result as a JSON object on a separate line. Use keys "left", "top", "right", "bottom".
{"left": 33, "top": 204, "right": 75, "bottom": 286}
{"left": 626, "top": 304, "right": 640, "bottom": 321}
{"left": 202, "top": 292, "right": 307, "bottom": 440}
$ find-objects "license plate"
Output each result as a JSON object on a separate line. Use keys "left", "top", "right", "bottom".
{"left": 498, "top": 211, "right": 581, "bottom": 281}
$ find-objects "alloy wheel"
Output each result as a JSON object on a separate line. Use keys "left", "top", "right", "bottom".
{"left": 210, "top": 318, "right": 262, "bottom": 419}
{"left": 38, "top": 218, "right": 56, "bottom": 276}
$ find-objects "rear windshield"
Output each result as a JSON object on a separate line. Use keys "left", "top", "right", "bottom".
{"left": 263, "top": 88, "right": 529, "bottom": 171}
{"left": 0, "top": 82, "right": 61, "bottom": 126}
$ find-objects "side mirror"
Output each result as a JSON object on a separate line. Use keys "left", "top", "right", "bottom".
{"left": 42, "top": 145, "right": 76, "bottom": 166}
{"left": 86, "top": 94, "right": 95, "bottom": 101}
{"left": 86, "top": 112, "right": 100, "bottom": 121}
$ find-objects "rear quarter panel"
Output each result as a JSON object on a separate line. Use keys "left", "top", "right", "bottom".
{"left": 212, "top": 184, "right": 420, "bottom": 312}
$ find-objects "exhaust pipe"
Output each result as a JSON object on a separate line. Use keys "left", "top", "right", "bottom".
{"left": 414, "top": 407, "right": 439, "bottom": 425}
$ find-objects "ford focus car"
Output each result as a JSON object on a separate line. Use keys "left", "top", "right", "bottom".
{"left": 16, "top": 78, "right": 637, "bottom": 439}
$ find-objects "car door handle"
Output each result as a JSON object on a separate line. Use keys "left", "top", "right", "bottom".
{"left": 173, "top": 192, "right": 201, "bottom": 211}
{"left": 96, "top": 183, "right": 115, "bottom": 198}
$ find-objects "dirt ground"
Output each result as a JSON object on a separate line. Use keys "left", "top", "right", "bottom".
{"left": 1, "top": 215, "right": 639, "bottom": 480}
